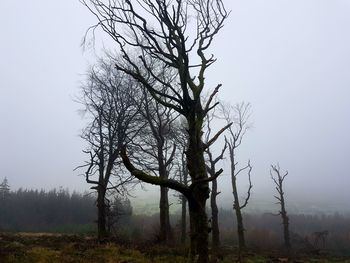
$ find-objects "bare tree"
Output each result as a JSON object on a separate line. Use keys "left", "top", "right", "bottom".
{"left": 204, "top": 112, "right": 227, "bottom": 259}
{"left": 82, "top": 1, "right": 229, "bottom": 261}
{"left": 222, "top": 102, "right": 252, "bottom": 253}
{"left": 179, "top": 152, "right": 189, "bottom": 244}
{"left": 271, "top": 164, "right": 291, "bottom": 251}
{"left": 135, "top": 89, "right": 178, "bottom": 243}
{"left": 173, "top": 119, "right": 190, "bottom": 244}
{"left": 77, "top": 57, "right": 142, "bottom": 241}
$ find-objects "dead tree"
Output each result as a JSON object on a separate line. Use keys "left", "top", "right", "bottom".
{"left": 204, "top": 111, "right": 227, "bottom": 258}
{"left": 222, "top": 102, "right": 252, "bottom": 253}
{"left": 77, "top": 57, "right": 142, "bottom": 241}
{"left": 270, "top": 164, "right": 291, "bottom": 251}
{"left": 82, "top": 1, "right": 229, "bottom": 261}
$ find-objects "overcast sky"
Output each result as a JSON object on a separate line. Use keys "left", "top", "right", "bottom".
{"left": 1, "top": 0, "right": 349, "bottom": 211}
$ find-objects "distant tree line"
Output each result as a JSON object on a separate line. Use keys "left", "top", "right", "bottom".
{"left": 0, "top": 181, "right": 95, "bottom": 232}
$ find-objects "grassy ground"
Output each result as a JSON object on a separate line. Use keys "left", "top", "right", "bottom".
{"left": 0, "top": 233, "right": 349, "bottom": 263}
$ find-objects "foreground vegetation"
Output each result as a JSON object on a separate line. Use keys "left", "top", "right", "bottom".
{"left": 0, "top": 233, "right": 349, "bottom": 263}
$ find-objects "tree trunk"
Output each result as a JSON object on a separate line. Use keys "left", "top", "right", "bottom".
{"left": 159, "top": 185, "right": 172, "bottom": 242}
{"left": 97, "top": 187, "right": 108, "bottom": 241}
{"left": 186, "top": 111, "right": 210, "bottom": 263}
{"left": 158, "top": 141, "right": 172, "bottom": 243}
{"left": 180, "top": 152, "right": 188, "bottom": 244}
{"left": 232, "top": 176, "right": 246, "bottom": 251}
{"left": 281, "top": 202, "right": 291, "bottom": 250}
{"left": 188, "top": 197, "right": 209, "bottom": 263}
{"left": 181, "top": 194, "right": 187, "bottom": 244}
{"left": 235, "top": 204, "right": 246, "bottom": 251}
{"left": 211, "top": 178, "right": 220, "bottom": 259}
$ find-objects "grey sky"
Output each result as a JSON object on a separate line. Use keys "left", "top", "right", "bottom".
{"left": 0, "top": 1, "right": 349, "bottom": 210}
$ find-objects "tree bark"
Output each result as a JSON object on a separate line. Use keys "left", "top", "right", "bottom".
{"left": 281, "top": 196, "right": 291, "bottom": 249}
{"left": 181, "top": 194, "right": 187, "bottom": 244}
{"left": 158, "top": 145, "right": 172, "bottom": 243}
{"left": 188, "top": 197, "right": 209, "bottom": 263}
{"left": 159, "top": 185, "right": 172, "bottom": 242}
{"left": 180, "top": 152, "right": 188, "bottom": 244}
{"left": 232, "top": 176, "right": 246, "bottom": 251}
{"left": 282, "top": 212, "right": 290, "bottom": 250}
{"left": 211, "top": 179, "right": 220, "bottom": 255}
{"left": 97, "top": 186, "right": 108, "bottom": 241}
{"left": 186, "top": 112, "right": 210, "bottom": 263}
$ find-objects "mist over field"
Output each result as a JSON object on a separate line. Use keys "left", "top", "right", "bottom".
{"left": 1, "top": 1, "right": 349, "bottom": 216}
{"left": 130, "top": 185, "right": 350, "bottom": 216}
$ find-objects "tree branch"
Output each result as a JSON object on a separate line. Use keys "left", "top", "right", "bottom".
{"left": 120, "top": 146, "right": 189, "bottom": 197}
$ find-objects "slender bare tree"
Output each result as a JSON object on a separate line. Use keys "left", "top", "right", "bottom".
{"left": 136, "top": 89, "right": 178, "bottom": 243}
{"left": 204, "top": 111, "right": 227, "bottom": 260}
{"left": 172, "top": 146, "right": 190, "bottom": 245}
{"left": 82, "top": 1, "right": 229, "bottom": 261}
{"left": 77, "top": 57, "right": 142, "bottom": 241}
{"left": 271, "top": 164, "right": 291, "bottom": 251}
{"left": 179, "top": 152, "right": 189, "bottom": 244}
{"left": 173, "top": 119, "right": 190, "bottom": 244}
{"left": 222, "top": 102, "right": 252, "bottom": 254}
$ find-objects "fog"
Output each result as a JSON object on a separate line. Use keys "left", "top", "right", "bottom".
{"left": 1, "top": 0, "right": 349, "bottom": 213}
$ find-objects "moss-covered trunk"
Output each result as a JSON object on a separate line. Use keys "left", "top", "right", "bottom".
{"left": 188, "top": 197, "right": 209, "bottom": 263}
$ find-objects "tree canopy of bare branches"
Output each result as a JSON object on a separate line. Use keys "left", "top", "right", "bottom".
{"left": 135, "top": 90, "right": 179, "bottom": 242}
{"left": 82, "top": 1, "right": 229, "bottom": 261}
{"left": 77, "top": 56, "right": 142, "bottom": 240}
